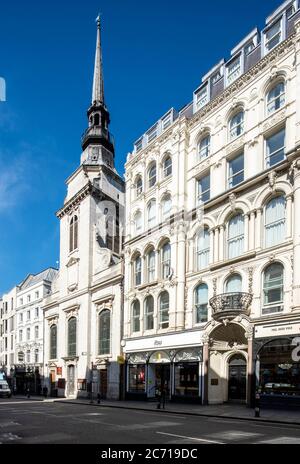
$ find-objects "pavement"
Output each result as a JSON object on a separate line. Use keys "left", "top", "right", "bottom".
{"left": 6, "top": 395, "right": 300, "bottom": 425}
{"left": 1, "top": 399, "right": 300, "bottom": 444}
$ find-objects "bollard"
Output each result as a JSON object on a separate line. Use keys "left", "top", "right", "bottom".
{"left": 255, "top": 392, "right": 260, "bottom": 417}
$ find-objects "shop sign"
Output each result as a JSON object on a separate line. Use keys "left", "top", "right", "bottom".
{"left": 117, "top": 355, "right": 125, "bottom": 365}
{"left": 56, "top": 367, "right": 62, "bottom": 376}
{"left": 254, "top": 321, "right": 300, "bottom": 339}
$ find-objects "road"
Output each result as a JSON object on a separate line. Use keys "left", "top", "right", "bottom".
{"left": 0, "top": 398, "right": 300, "bottom": 444}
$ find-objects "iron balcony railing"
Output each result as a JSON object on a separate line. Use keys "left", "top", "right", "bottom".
{"left": 209, "top": 292, "right": 252, "bottom": 320}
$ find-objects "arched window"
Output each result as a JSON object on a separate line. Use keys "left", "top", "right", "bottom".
{"left": 147, "top": 200, "right": 156, "bottom": 228}
{"left": 69, "top": 215, "right": 78, "bottom": 252}
{"left": 161, "top": 194, "right": 172, "bottom": 220}
{"left": 267, "top": 81, "right": 285, "bottom": 115}
{"left": 198, "top": 135, "right": 211, "bottom": 160}
{"left": 161, "top": 242, "right": 171, "bottom": 279}
{"left": 134, "top": 255, "right": 142, "bottom": 286}
{"left": 144, "top": 295, "right": 154, "bottom": 330}
{"left": 163, "top": 156, "right": 172, "bottom": 178}
{"left": 68, "top": 317, "right": 77, "bottom": 357}
{"left": 34, "top": 349, "right": 39, "bottom": 364}
{"left": 228, "top": 213, "right": 244, "bottom": 259}
{"left": 132, "top": 300, "right": 140, "bottom": 333}
{"left": 94, "top": 113, "right": 100, "bottom": 126}
{"left": 146, "top": 248, "right": 156, "bottom": 283}
{"left": 50, "top": 325, "right": 57, "bottom": 360}
{"left": 134, "top": 211, "right": 142, "bottom": 233}
{"left": 225, "top": 274, "right": 242, "bottom": 293}
{"left": 99, "top": 310, "right": 111, "bottom": 355}
{"left": 18, "top": 351, "right": 24, "bottom": 363}
{"left": 195, "top": 284, "right": 208, "bottom": 323}
{"left": 263, "top": 263, "right": 284, "bottom": 314}
{"left": 229, "top": 111, "right": 244, "bottom": 140}
{"left": 159, "top": 291, "right": 169, "bottom": 329}
{"left": 265, "top": 196, "right": 286, "bottom": 248}
{"left": 135, "top": 176, "right": 143, "bottom": 197}
{"left": 148, "top": 163, "right": 157, "bottom": 188}
{"left": 196, "top": 227, "right": 210, "bottom": 270}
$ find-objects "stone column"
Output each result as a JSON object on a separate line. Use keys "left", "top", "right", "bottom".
{"left": 255, "top": 208, "right": 262, "bottom": 250}
{"left": 213, "top": 227, "right": 219, "bottom": 263}
{"left": 246, "top": 326, "right": 254, "bottom": 407}
{"left": 244, "top": 213, "right": 249, "bottom": 252}
{"left": 293, "top": 161, "right": 300, "bottom": 310}
{"left": 209, "top": 229, "right": 214, "bottom": 265}
{"left": 176, "top": 222, "right": 186, "bottom": 330}
{"left": 249, "top": 211, "right": 256, "bottom": 250}
{"left": 294, "top": 19, "right": 300, "bottom": 145}
{"left": 286, "top": 194, "right": 293, "bottom": 240}
{"left": 202, "top": 337, "right": 209, "bottom": 405}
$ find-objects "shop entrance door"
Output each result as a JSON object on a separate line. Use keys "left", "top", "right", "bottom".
{"left": 67, "top": 365, "right": 75, "bottom": 397}
{"left": 100, "top": 369, "right": 108, "bottom": 399}
{"left": 155, "top": 364, "right": 170, "bottom": 398}
{"left": 228, "top": 355, "right": 246, "bottom": 402}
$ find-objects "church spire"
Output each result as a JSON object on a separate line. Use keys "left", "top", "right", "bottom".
{"left": 92, "top": 15, "right": 105, "bottom": 105}
{"left": 81, "top": 15, "right": 114, "bottom": 164}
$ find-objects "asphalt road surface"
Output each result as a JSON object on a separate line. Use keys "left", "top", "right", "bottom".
{"left": 1, "top": 398, "right": 300, "bottom": 444}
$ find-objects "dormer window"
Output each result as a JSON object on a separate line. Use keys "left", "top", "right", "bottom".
{"left": 195, "top": 85, "right": 208, "bottom": 110}
{"left": 212, "top": 70, "right": 222, "bottom": 85}
{"left": 162, "top": 113, "right": 172, "bottom": 131}
{"left": 135, "top": 139, "right": 143, "bottom": 152}
{"left": 245, "top": 40, "right": 255, "bottom": 55}
{"left": 227, "top": 56, "right": 241, "bottom": 85}
{"left": 147, "top": 126, "right": 157, "bottom": 143}
{"left": 287, "top": 3, "right": 296, "bottom": 18}
{"left": 265, "top": 20, "right": 282, "bottom": 53}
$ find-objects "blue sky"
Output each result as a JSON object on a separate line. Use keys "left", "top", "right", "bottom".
{"left": 0, "top": 0, "right": 281, "bottom": 294}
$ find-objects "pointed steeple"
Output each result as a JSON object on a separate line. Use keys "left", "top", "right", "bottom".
{"left": 81, "top": 16, "right": 115, "bottom": 166}
{"left": 92, "top": 15, "right": 105, "bottom": 105}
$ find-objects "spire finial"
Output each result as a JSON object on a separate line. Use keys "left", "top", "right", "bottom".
{"left": 92, "top": 13, "right": 104, "bottom": 105}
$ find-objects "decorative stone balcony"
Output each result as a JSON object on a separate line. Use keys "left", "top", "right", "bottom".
{"left": 209, "top": 292, "right": 253, "bottom": 321}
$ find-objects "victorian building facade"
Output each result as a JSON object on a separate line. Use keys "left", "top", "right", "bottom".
{"left": 0, "top": 286, "right": 17, "bottom": 382}
{"left": 42, "top": 18, "right": 125, "bottom": 400}
{"left": 123, "top": 1, "right": 300, "bottom": 407}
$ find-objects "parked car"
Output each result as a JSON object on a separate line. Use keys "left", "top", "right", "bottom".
{"left": 0, "top": 380, "right": 12, "bottom": 398}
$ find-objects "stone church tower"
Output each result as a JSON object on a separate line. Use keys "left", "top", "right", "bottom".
{"left": 42, "top": 17, "right": 125, "bottom": 399}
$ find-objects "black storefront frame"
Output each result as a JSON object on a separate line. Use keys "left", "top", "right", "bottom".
{"left": 253, "top": 334, "right": 300, "bottom": 409}
{"left": 125, "top": 347, "right": 203, "bottom": 404}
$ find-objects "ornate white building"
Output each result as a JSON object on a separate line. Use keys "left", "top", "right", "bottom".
{"left": 123, "top": 1, "right": 300, "bottom": 407}
{"left": 42, "top": 17, "right": 125, "bottom": 400}
{"left": 0, "top": 286, "right": 17, "bottom": 380}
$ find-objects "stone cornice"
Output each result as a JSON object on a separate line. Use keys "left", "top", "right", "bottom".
{"left": 56, "top": 182, "right": 92, "bottom": 219}
{"left": 189, "top": 34, "right": 295, "bottom": 130}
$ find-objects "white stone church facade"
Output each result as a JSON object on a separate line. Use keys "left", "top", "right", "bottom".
{"left": 42, "top": 17, "right": 125, "bottom": 400}
{"left": 123, "top": 1, "right": 300, "bottom": 407}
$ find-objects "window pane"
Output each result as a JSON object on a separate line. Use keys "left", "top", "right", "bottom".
{"left": 162, "top": 243, "right": 171, "bottom": 279}
{"left": 228, "top": 153, "right": 244, "bottom": 188}
{"left": 159, "top": 292, "right": 169, "bottom": 329}
{"left": 230, "top": 112, "right": 244, "bottom": 139}
{"left": 145, "top": 296, "right": 154, "bottom": 330}
{"left": 99, "top": 311, "right": 110, "bottom": 355}
{"left": 132, "top": 301, "right": 140, "bottom": 332}
{"left": 197, "top": 228, "right": 210, "bottom": 270}
{"left": 197, "top": 174, "right": 210, "bottom": 203}
{"left": 228, "top": 214, "right": 244, "bottom": 259}
{"left": 163, "top": 157, "right": 172, "bottom": 177}
{"left": 266, "top": 129, "right": 285, "bottom": 167}
{"left": 198, "top": 136, "right": 210, "bottom": 160}
{"left": 148, "top": 251, "right": 156, "bottom": 282}
{"left": 68, "top": 318, "right": 77, "bottom": 357}
{"left": 263, "top": 263, "right": 283, "bottom": 314}
{"left": 265, "top": 21, "right": 281, "bottom": 51}
{"left": 148, "top": 165, "right": 157, "bottom": 188}
{"left": 267, "top": 82, "right": 285, "bottom": 114}
{"left": 195, "top": 284, "right": 208, "bottom": 323}
{"left": 265, "top": 196, "right": 286, "bottom": 247}
{"left": 225, "top": 274, "right": 242, "bottom": 293}
{"left": 227, "top": 57, "right": 241, "bottom": 84}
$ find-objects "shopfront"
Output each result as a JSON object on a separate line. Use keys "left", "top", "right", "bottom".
{"left": 253, "top": 320, "right": 300, "bottom": 408}
{"left": 124, "top": 331, "right": 203, "bottom": 404}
